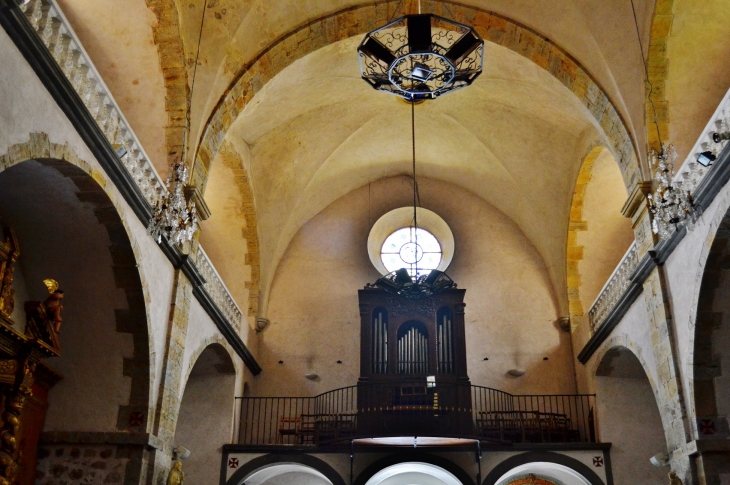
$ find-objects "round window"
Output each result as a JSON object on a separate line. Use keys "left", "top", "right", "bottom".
{"left": 381, "top": 227, "right": 442, "bottom": 277}
{"left": 368, "top": 207, "right": 454, "bottom": 277}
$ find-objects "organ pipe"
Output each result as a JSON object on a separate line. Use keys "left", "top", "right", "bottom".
{"left": 397, "top": 325, "right": 428, "bottom": 374}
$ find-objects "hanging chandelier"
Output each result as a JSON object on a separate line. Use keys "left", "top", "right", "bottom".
{"left": 357, "top": 13, "right": 484, "bottom": 100}
{"left": 148, "top": 162, "right": 199, "bottom": 245}
{"left": 148, "top": 0, "right": 210, "bottom": 246}
{"left": 647, "top": 145, "right": 699, "bottom": 239}
{"left": 360, "top": 8, "right": 478, "bottom": 297}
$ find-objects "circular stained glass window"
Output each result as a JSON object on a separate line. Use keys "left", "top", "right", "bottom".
{"left": 381, "top": 227, "right": 442, "bottom": 277}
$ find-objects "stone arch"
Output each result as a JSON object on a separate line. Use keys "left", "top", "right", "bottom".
{"left": 192, "top": 0, "right": 640, "bottom": 197}
{"left": 0, "top": 133, "right": 153, "bottom": 431}
{"left": 0, "top": 133, "right": 154, "bottom": 484}
{"left": 174, "top": 342, "right": 237, "bottom": 485}
{"left": 593, "top": 342, "right": 667, "bottom": 484}
{"left": 644, "top": 0, "right": 673, "bottom": 156}
{"left": 181, "top": 334, "right": 241, "bottom": 391}
{"left": 566, "top": 146, "right": 635, "bottom": 334}
{"left": 145, "top": 0, "right": 189, "bottom": 169}
{"left": 590, "top": 336, "right": 657, "bottom": 394}
{"left": 198, "top": 141, "right": 260, "bottom": 320}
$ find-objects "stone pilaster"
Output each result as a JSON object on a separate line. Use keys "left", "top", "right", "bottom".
{"left": 146, "top": 269, "right": 193, "bottom": 484}
{"left": 643, "top": 267, "right": 693, "bottom": 480}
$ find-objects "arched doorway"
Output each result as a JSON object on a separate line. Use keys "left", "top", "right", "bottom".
{"left": 595, "top": 346, "right": 666, "bottom": 484}
{"left": 0, "top": 158, "right": 150, "bottom": 483}
{"left": 364, "top": 462, "right": 462, "bottom": 485}
{"left": 174, "top": 343, "right": 237, "bottom": 484}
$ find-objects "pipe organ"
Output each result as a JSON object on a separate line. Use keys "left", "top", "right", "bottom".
{"left": 397, "top": 322, "right": 428, "bottom": 375}
{"left": 358, "top": 286, "right": 472, "bottom": 437}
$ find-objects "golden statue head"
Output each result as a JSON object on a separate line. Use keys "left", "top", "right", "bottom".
{"left": 43, "top": 279, "right": 59, "bottom": 294}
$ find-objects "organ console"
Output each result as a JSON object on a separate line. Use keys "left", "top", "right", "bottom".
{"left": 357, "top": 282, "right": 473, "bottom": 437}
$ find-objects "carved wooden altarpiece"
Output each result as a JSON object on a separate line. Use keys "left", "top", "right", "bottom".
{"left": 0, "top": 224, "right": 62, "bottom": 485}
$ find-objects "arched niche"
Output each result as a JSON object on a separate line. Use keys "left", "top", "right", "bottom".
{"left": 174, "top": 343, "right": 237, "bottom": 484}
{"left": 594, "top": 346, "right": 666, "bottom": 484}
{"left": 0, "top": 157, "right": 151, "bottom": 482}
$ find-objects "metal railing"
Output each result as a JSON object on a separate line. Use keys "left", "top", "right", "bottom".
{"left": 237, "top": 384, "right": 595, "bottom": 446}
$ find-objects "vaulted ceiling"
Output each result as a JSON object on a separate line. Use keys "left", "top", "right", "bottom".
{"left": 56, "top": 0, "right": 730, "bottom": 321}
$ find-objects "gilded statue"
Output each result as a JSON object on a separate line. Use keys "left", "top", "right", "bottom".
{"left": 0, "top": 265, "right": 15, "bottom": 317}
{"left": 24, "top": 279, "right": 64, "bottom": 353}
{"left": 166, "top": 461, "right": 184, "bottom": 485}
{"left": 0, "top": 224, "right": 18, "bottom": 321}
{"left": 42, "top": 279, "right": 64, "bottom": 333}
{"left": 669, "top": 471, "right": 683, "bottom": 485}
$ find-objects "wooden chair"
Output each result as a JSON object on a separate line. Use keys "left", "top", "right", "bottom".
{"left": 277, "top": 416, "right": 300, "bottom": 444}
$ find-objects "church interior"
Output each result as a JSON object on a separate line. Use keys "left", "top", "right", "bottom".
{"left": 1, "top": 0, "right": 730, "bottom": 484}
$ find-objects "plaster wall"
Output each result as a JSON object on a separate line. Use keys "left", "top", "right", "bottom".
{"left": 0, "top": 27, "right": 175, "bottom": 426}
{"left": 56, "top": 0, "right": 170, "bottom": 178}
{"left": 667, "top": 0, "right": 730, "bottom": 164}
{"left": 255, "top": 176, "right": 574, "bottom": 397}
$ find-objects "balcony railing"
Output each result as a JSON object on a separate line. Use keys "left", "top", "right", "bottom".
{"left": 588, "top": 242, "right": 639, "bottom": 333}
{"left": 237, "top": 384, "right": 596, "bottom": 446}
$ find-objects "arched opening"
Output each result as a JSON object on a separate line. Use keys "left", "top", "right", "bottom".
{"left": 243, "top": 463, "right": 333, "bottom": 485}
{"left": 494, "top": 462, "right": 592, "bottom": 485}
{"left": 364, "top": 462, "right": 461, "bottom": 485}
{"left": 174, "top": 343, "right": 237, "bottom": 484}
{"left": 0, "top": 158, "right": 150, "bottom": 483}
{"left": 595, "top": 346, "right": 666, "bottom": 484}
{"left": 691, "top": 213, "right": 730, "bottom": 480}
{"left": 568, "top": 147, "right": 633, "bottom": 351}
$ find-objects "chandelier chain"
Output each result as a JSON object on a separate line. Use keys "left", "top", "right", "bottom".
{"left": 411, "top": 98, "right": 418, "bottom": 275}
{"left": 629, "top": 0, "right": 663, "bottom": 149}
{"left": 183, "top": 0, "right": 210, "bottom": 167}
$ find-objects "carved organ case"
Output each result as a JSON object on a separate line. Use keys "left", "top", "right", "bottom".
{"left": 357, "top": 287, "right": 472, "bottom": 436}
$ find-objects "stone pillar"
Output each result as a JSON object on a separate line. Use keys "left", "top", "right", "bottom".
{"left": 643, "top": 267, "right": 694, "bottom": 481}
{"left": 146, "top": 269, "right": 193, "bottom": 484}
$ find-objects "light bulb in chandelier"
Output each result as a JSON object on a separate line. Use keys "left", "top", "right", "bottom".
{"left": 148, "top": 162, "right": 199, "bottom": 245}
{"left": 647, "top": 144, "right": 700, "bottom": 239}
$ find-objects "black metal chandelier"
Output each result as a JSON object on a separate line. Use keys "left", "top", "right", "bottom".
{"left": 357, "top": 13, "right": 484, "bottom": 100}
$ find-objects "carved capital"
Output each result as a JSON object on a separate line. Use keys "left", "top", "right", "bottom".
{"left": 184, "top": 185, "right": 212, "bottom": 221}
{"left": 621, "top": 181, "right": 652, "bottom": 225}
